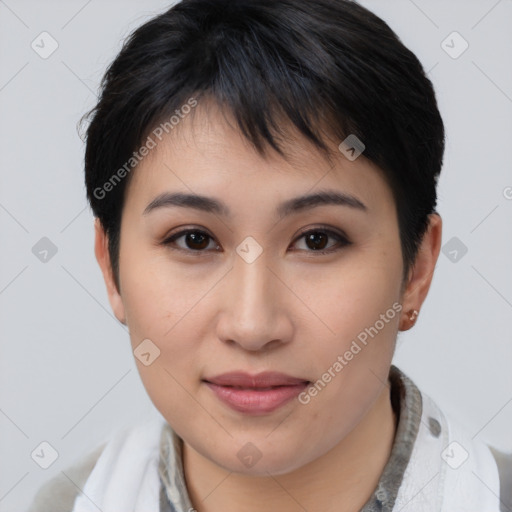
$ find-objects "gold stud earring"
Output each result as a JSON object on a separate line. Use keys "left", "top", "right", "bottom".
{"left": 408, "top": 309, "right": 419, "bottom": 322}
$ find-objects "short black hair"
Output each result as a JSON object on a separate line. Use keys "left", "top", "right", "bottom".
{"left": 82, "top": 0, "right": 445, "bottom": 293}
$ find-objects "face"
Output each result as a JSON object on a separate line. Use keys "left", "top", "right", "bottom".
{"left": 99, "top": 101, "right": 410, "bottom": 476}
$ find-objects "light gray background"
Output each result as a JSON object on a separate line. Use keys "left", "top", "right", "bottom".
{"left": 1, "top": 1, "right": 511, "bottom": 510}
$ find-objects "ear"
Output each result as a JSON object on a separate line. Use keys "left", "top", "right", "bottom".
{"left": 399, "top": 213, "right": 442, "bottom": 331}
{"left": 94, "top": 218, "right": 127, "bottom": 325}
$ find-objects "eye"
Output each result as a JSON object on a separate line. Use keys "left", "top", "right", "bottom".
{"left": 162, "top": 229, "right": 220, "bottom": 253}
{"left": 291, "top": 226, "right": 351, "bottom": 254}
{"left": 162, "top": 225, "right": 351, "bottom": 255}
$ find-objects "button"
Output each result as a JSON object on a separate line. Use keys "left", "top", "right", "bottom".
{"left": 428, "top": 417, "right": 441, "bottom": 437}
{"left": 376, "top": 484, "right": 388, "bottom": 502}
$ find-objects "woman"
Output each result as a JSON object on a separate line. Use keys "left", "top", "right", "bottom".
{"left": 28, "top": 0, "right": 511, "bottom": 510}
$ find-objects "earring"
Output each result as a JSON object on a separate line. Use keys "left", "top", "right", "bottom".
{"left": 408, "top": 309, "right": 419, "bottom": 322}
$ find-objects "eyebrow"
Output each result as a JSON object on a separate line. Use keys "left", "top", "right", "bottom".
{"left": 143, "top": 189, "right": 368, "bottom": 218}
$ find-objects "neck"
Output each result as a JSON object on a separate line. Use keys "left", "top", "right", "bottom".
{"left": 183, "top": 382, "right": 397, "bottom": 512}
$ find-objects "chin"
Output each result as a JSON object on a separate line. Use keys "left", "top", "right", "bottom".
{"left": 204, "top": 440, "right": 312, "bottom": 477}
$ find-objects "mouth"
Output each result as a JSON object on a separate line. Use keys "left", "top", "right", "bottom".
{"left": 203, "top": 380, "right": 311, "bottom": 415}
{"left": 206, "top": 384, "right": 301, "bottom": 390}
{"left": 203, "top": 370, "right": 310, "bottom": 388}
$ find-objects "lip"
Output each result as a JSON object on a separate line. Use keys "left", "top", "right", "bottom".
{"left": 204, "top": 371, "right": 309, "bottom": 387}
{"left": 203, "top": 371, "right": 310, "bottom": 415}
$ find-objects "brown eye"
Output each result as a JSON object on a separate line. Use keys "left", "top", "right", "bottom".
{"left": 163, "top": 229, "right": 219, "bottom": 252}
{"left": 162, "top": 225, "right": 350, "bottom": 256}
{"left": 291, "top": 227, "right": 350, "bottom": 254}
{"left": 304, "top": 232, "right": 329, "bottom": 251}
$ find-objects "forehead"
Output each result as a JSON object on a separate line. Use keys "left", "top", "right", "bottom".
{"left": 123, "top": 100, "right": 395, "bottom": 217}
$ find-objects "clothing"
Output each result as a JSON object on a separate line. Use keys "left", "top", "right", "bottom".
{"left": 28, "top": 365, "right": 512, "bottom": 511}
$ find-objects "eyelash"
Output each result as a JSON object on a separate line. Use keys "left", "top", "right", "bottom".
{"left": 161, "top": 225, "right": 351, "bottom": 256}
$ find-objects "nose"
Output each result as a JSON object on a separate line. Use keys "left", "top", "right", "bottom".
{"left": 215, "top": 250, "right": 293, "bottom": 352}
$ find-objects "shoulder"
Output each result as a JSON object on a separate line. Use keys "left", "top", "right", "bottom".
{"left": 419, "top": 389, "right": 509, "bottom": 511}
{"left": 391, "top": 366, "right": 509, "bottom": 511}
{"left": 41, "top": 416, "right": 167, "bottom": 512}
{"left": 27, "top": 442, "right": 106, "bottom": 512}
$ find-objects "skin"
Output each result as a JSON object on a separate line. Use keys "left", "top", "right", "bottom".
{"left": 95, "top": 100, "right": 442, "bottom": 512}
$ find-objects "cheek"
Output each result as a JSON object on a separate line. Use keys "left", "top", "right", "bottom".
{"left": 288, "top": 250, "right": 401, "bottom": 415}
{"left": 119, "top": 259, "right": 207, "bottom": 424}
{"left": 291, "top": 249, "right": 401, "bottom": 343}
{"left": 120, "top": 242, "right": 200, "bottom": 336}
{"left": 119, "top": 248, "right": 210, "bottom": 396}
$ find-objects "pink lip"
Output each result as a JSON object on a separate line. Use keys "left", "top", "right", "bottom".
{"left": 203, "top": 371, "right": 310, "bottom": 414}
